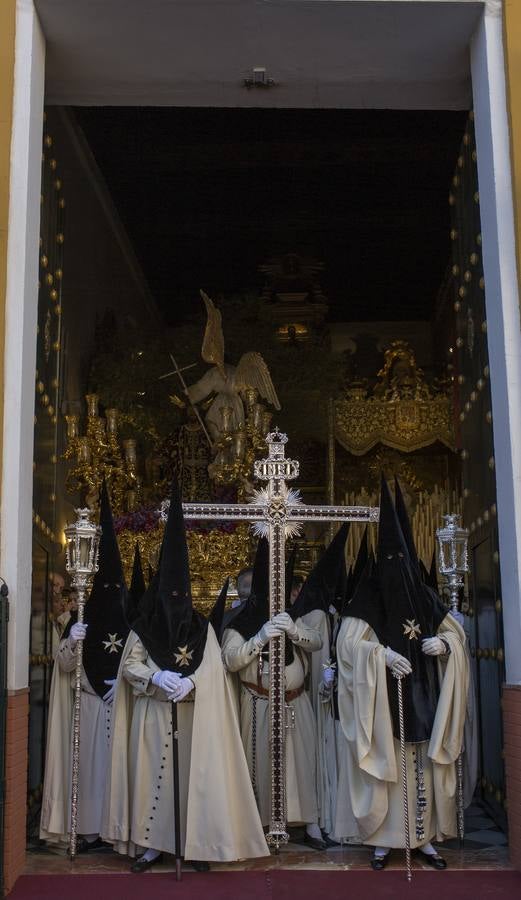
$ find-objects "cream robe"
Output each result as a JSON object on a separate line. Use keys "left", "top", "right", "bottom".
{"left": 40, "top": 637, "right": 113, "bottom": 843}
{"left": 222, "top": 619, "right": 322, "bottom": 826}
{"left": 301, "top": 608, "right": 337, "bottom": 834}
{"left": 102, "top": 624, "right": 268, "bottom": 861}
{"left": 335, "top": 615, "right": 468, "bottom": 848}
{"left": 316, "top": 681, "right": 340, "bottom": 836}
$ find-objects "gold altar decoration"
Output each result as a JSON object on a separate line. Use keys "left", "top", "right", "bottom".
{"left": 116, "top": 521, "right": 253, "bottom": 615}
{"left": 332, "top": 341, "right": 455, "bottom": 456}
{"left": 176, "top": 412, "right": 213, "bottom": 501}
{"left": 63, "top": 393, "right": 141, "bottom": 513}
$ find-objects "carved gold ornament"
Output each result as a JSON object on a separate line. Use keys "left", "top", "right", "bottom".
{"left": 116, "top": 521, "right": 252, "bottom": 615}
{"left": 333, "top": 341, "right": 454, "bottom": 455}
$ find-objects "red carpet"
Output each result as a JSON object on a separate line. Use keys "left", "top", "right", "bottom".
{"left": 8, "top": 870, "right": 521, "bottom": 900}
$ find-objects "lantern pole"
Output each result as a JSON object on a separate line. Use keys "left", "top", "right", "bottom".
{"left": 435, "top": 511, "right": 469, "bottom": 846}
{"left": 64, "top": 508, "right": 101, "bottom": 859}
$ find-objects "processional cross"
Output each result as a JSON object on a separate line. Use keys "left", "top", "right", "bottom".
{"left": 162, "top": 428, "right": 379, "bottom": 847}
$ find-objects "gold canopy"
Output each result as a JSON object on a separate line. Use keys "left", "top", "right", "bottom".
{"left": 332, "top": 341, "right": 455, "bottom": 456}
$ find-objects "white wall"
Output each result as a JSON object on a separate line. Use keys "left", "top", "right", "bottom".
{"left": 471, "top": 3, "right": 521, "bottom": 686}
{"left": 1, "top": 0, "right": 45, "bottom": 690}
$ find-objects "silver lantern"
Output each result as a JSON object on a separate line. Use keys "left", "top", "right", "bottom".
{"left": 436, "top": 513, "right": 469, "bottom": 613}
{"left": 64, "top": 507, "right": 101, "bottom": 858}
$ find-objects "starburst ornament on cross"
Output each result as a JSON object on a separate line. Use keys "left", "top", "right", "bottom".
{"left": 403, "top": 618, "right": 422, "bottom": 640}
{"left": 102, "top": 633, "right": 124, "bottom": 654}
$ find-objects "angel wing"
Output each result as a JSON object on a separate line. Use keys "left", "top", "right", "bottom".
{"left": 200, "top": 289, "right": 225, "bottom": 378}
{"left": 235, "top": 351, "right": 281, "bottom": 411}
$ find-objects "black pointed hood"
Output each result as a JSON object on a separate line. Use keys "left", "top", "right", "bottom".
{"left": 345, "top": 564, "right": 354, "bottom": 601}
{"left": 252, "top": 536, "right": 270, "bottom": 606}
{"left": 210, "top": 578, "right": 230, "bottom": 641}
{"left": 132, "top": 482, "right": 208, "bottom": 675}
{"left": 344, "top": 553, "right": 383, "bottom": 629}
{"left": 82, "top": 481, "right": 130, "bottom": 698}
{"left": 290, "top": 522, "right": 350, "bottom": 620}
{"left": 229, "top": 537, "right": 270, "bottom": 640}
{"left": 348, "top": 476, "right": 447, "bottom": 743}
{"left": 377, "top": 476, "right": 447, "bottom": 638}
{"left": 229, "top": 537, "right": 299, "bottom": 666}
{"left": 344, "top": 528, "right": 369, "bottom": 610}
{"left": 124, "top": 543, "right": 146, "bottom": 627}
{"left": 394, "top": 478, "right": 420, "bottom": 573}
{"left": 428, "top": 553, "right": 438, "bottom": 591}
{"left": 333, "top": 553, "right": 349, "bottom": 614}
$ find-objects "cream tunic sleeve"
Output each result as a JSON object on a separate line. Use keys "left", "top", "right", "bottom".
{"left": 428, "top": 615, "right": 469, "bottom": 765}
{"left": 292, "top": 616, "right": 323, "bottom": 652}
{"left": 221, "top": 628, "right": 263, "bottom": 672}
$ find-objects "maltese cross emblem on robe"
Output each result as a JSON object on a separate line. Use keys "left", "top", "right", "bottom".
{"left": 102, "top": 633, "right": 124, "bottom": 654}
{"left": 403, "top": 618, "right": 421, "bottom": 641}
{"left": 174, "top": 645, "right": 193, "bottom": 667}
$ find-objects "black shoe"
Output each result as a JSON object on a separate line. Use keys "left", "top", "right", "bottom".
{"left": 419, "top": 851, "right": 447, "bottom": 870}
{"left": 130, "top": 853, "right": 164, "bottom": 873}
{"left": 71, "top": 837, "right": 107, "bottom": 855}
{"left": 303, "top": 833, "right": 328, "bottom": 851}
{"left": 370, "top": 851, "right": 390, "bottom": 871}
{"left": 321, "top": 833, "right": 340, "bottom": 848}
{"left": 190, "top": 860, "right": 210, "bottom": 872}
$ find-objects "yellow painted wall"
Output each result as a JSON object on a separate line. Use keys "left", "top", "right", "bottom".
{"left": 504, "top": 1, "right": 521, "bottom": 298}
{"left": 0, "top": 0, "right": 16, "bottom": 494}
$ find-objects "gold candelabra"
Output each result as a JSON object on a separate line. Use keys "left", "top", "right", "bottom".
{"left": 208, "top": 388, "right": 273, "bottom": 497}
{"left": 64, "top": 393, "right": 141, "bottom": 513}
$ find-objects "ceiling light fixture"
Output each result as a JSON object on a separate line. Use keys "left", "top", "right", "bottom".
{"left": 243, "top": 67, "right": 275, "bottom": 89}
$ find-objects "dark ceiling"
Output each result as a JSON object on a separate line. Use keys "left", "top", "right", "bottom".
{"left": 74, "top": 107, "right": 468, "bottom": 325}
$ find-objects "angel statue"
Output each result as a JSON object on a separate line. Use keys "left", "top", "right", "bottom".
{"left": 184, "top": 291, "right": 281, "bottom": 443}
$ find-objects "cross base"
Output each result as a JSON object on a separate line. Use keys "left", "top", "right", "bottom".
{"left": 266, "top": 826, "right": 290, "bottom": 851}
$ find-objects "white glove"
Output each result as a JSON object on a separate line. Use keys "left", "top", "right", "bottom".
{"left": 450, "top": 609, "right": 465, "bottom": 626}
{"left": 272, "top": 612, "right": 298, "bottom": 641}
{"left": 152, "top": 670, "right": 182, "bottom": 694}
{"left": 322, "top": 666, "right": 336, "bottom": 687}
{"left": 103, "top": 678, "right": 116, "bottom": 704}
{"left": 171, "top": 677, "right": 194, "bottom": 703}
{"left": 69, "top": 622, "right": 87, "bottom": 646}
{"left": 384, "top": 647, "right": 412, "bottom": 676}
{"left": 254, "top": 621, "right": 284, "bottom": 649}
{"left": 422, "top": 636, "right": 448, "bottom": 657}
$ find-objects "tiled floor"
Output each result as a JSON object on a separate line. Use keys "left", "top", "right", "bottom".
{"left": 25, "top": 804, "right": 512, "bottom": 875}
